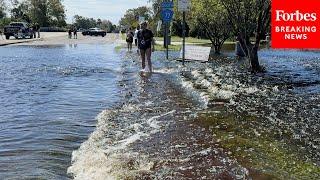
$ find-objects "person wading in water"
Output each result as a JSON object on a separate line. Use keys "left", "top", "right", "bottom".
{"left": 126, "top": 28, "right": 134, "bottom": 51}
{"left": 137, "top": 21, "right": 155, "bottom": 73}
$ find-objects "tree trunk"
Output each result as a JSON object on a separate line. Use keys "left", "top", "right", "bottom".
{"left": 238, "top": 34, "right": 262, "bottom": 73}
{"left": 214, "top": 44, "right": 222, "bottom": 54}
{"left": 248, "top": 45, "right": 261, "bottom": 72}
{"left": 210, "top": 43, "right": 222, "bottom": 55}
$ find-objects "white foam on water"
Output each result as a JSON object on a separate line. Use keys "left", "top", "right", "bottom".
{"left": 147, "top": 110, "right": 176, "bottom": 133}
{"left": 154, "top": 67, "right": 178, "bottom": 74}
{"left": 68, "top": 106, "right": 177, "bottom": 179}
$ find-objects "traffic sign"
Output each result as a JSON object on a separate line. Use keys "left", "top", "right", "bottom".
{"left": 139, "top": 16, "right": 145, "bottom": 24}
{"left": 161, "top": 9, "right": 174, "bottom": 23}
{"left": 161, "top": 2, "right": 174, "bottom": 9}
{"left": 178, "top": 0, "right": 190, "bottom": 12}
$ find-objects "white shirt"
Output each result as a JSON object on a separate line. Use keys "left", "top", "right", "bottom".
{"left": 134, "top": 29, "right": 139, "bottom": 39}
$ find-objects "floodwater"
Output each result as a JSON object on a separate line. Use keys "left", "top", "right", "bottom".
{"left": 0, "top": 44, "right": 122, "bottom": 179}
{"left": 0, "top": 43, "right": 319, "bottom": 179}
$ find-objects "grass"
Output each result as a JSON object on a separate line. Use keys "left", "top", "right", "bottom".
{"left": 115, "top": 42, "right": 181, "bottom": 52}
{"left": 196, "top": 112, "right": 320, "bottom": 179}
{"left": 154, "top": 36, "right": 212, "bottom": 44}
{"left": 154, "top": 44, "right": 181, "bottom": 51}
{"left": 114, "top": 45, "right": 123, "bottom": 52}
{"left": 120, "top": 33, "right": 126, "bottom": 40}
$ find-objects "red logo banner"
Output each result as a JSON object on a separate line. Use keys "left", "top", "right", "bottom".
{"left": 272, "top": 0, "right": 320, "bottom": 49}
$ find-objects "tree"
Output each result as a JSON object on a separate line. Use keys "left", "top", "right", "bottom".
{"left": 47, "top": 0, "right": 66, "bottom": 27}
{"left": 10, "top": 0, "right": 31, "bottom": 23}
{"left": 73, "top": 15, "right": 97, "bottom": 29}
{"left": 100, "top": 20, "right": 114, "bottom": 33}
{"left": 29, "top": 0, "right": 49, "bottom": 26}
{"left": 171, "top": 19, "right": 190, "bottom": 37}
{"left": 119, "top": 6, "right": 151, "bottom": 29}
{"left": 192, "top": 0, "right": 231, "bottom": 54}
{"left": 220, "top": 0, "right": 271, "bottom": 72}
{"left": 0, "top": 0, "right": 7, "bottom": 19}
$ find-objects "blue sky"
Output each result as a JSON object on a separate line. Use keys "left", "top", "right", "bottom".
{"left": 63, "top": 0, "right": 151, "bottom": 24}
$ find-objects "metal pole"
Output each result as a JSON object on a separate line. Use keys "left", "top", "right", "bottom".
{"left": 164, "top": 22, "right": 166, "bottom": 48}
{"left": 166, "top": 22, "right": 169, "bottom": 59}
{"left": 182, "top": 11, "right": 186, "bottom": 65}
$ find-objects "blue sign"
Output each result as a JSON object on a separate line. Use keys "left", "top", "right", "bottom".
{"left": 161, "top": 9, "right": 174, "bottom": 23}
{"left": 161, "top": 2, "right": 174, "bottom": 9}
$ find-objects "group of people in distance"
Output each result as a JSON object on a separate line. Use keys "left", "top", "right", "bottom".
{"left": 68, "top": 26, "right": 78, "bottom": 39}
{"left": 126, "top": 21, "right": 155, "bottom": 73}
{"left": 32, "top": 23, "right": 41, "bottom": 38}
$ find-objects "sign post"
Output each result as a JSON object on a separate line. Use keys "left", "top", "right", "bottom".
{"left": 178, "top": 0, "right": 190, "bottom": 65}
{"left": 161, "top": 1, "right": 174, "bottom": 60}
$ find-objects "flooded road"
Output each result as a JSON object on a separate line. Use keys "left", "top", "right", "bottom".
{"left": 0, "top": 43, "right": 122, "bottom": 179}
{"left": 0, "top": 38, "right": 319, "bottom": 179}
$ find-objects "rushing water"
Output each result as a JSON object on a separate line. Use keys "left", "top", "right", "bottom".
{"left": 0, "top": 43, "right": 319, "bottom": 179}
{"left": 0, "top": 44, "right": 122, "bottom": 179}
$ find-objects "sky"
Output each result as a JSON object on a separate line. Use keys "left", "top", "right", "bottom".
{"left": 63, "top": 0, "right": 151, "bottom": 24}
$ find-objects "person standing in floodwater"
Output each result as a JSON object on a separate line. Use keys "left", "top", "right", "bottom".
{"left": 35, "top": 23, "right": 40, "bottom": 38}
{"left": 126, "top": 28, "right": 134, "bottom": 51}
{"left": 137, "top": 21, "right": 155, "bottom": 73}
{"left": 32, "top": 23, "right": 37, "bottom": 38}
{"left": 134, "top": 26, "right": 140, "bottom": 47}
{"left": 73, "top": 27, "right": 78, "bottom": 39}
{"left": 68, "top": 29, "right": 72, "bottom": 39}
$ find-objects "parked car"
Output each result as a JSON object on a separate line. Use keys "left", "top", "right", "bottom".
{"left": 4, "top": 22, "right": 33, "bottom": 40}
{"left": 78, "top": 28, "right": 85, "bottom": 32}
{"left": 82, "top": 28, "right": 106, "bottom": 37}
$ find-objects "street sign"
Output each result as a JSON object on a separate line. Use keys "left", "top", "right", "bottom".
{"left": 139, "top": 16, "right": 145, "bottom": 24}
{"left": 161, "top": 9, "right": 174, "bottom": 23}
{"left": 180, "top": 46, "right": 211, "bottom": 62}
{"left": 178, "top": 0, "right": 190, "bottom": 12}
{"left": 161, "top": 1, "right": 174, "bottom": 9}
{"left": 161, "top": 1, "right": 174, "bottom": 60}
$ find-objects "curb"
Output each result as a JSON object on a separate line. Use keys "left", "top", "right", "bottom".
{"left": 0, "top": 38, "right": 43, "bottom": 47}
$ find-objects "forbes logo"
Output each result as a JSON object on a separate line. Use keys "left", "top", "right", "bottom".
{"left": 276, "top": 10, "right": 317, "bottom": 22}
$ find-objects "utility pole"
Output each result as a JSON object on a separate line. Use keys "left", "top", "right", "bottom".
{"left": 182, "top": 11, "right": 186, "bottom": 65}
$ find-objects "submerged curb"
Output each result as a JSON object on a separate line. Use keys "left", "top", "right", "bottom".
{"left": 0, "top": 38, "right": 42, "bottom": 46}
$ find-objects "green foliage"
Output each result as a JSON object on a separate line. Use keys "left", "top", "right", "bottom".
{"left": 0, "top": 17, "right": 11, "bottom": 29}
{"left": 73, "top": 15, "right": 115, "bottom": 32}
{"left": 47, "top": 0, "right": 66, "bottom": 27}
{"left": 73, "top": 15, "right": 97, "bottom": 29}
{"left": 119, "top": 6, "right": 151, "bottom": 29}
{"left": 191, "top": 0, "right": 231, "bottom": 53}
{"left": 10, "top": 0, "right": 31, "bottom": 23}
{"left": 220, "top": 0, "right": 271, "bottom": 71}
{"left": 0, "top": 0, "right": 6, "bottom": 19}
{"left": 5, "top": 0, "right": 66, "bottom": 27}
{"left": 99, "top": 20, "right": 115, "bottom": 33}
{"left": 220, "top": 0, "right": 271, "bottom": 41}
{"left": 29, "top": 0, "right": 49, "bottom": 26}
